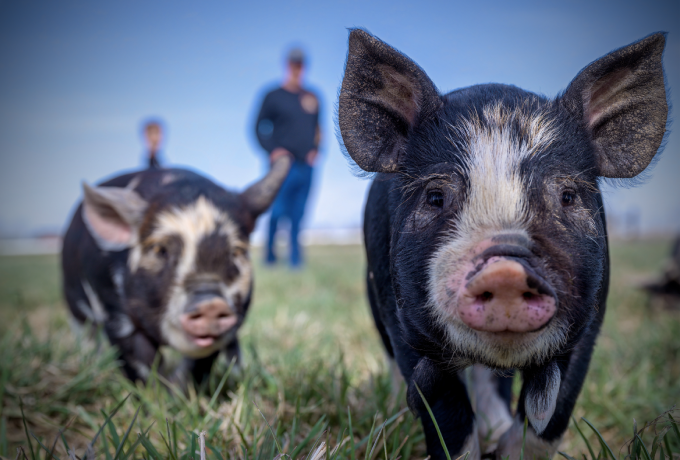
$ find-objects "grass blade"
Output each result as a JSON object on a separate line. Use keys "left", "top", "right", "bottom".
{"left": 663, "top": 432, "right": 673, "bottom": 460}
{"left": 87, "top": 394, "right": 131, "bottom": 456}
{"left": 19, "top": 399, "right": 36, "bottom": 460}
{"left": 364, "top": 414, "right": 378, "bottom": 460}
{"left": 29, "top": 433, "right": 60, "bottom": 460}
{"left": 347, "top": 407, "right": 356, "bottom": 460}
{"left": 559, "top": 452, "right": 578, "bottom": 460}
{"left": 207, "top": 360, "right": 236, "bottom": 412}
{"left": 205, "top": 440, "right": 225, "bottom": 460}
{"left": 112, "top": 405, "right": 141, "bottom": 460}
{"left": 582, "top": 417, "right": 616, "bottom": 460}
{"left": 414, "top": 383, "right": 452, "bottom": 460}
{"left": 636, "top": 434, "right": 652, "bottom": 460}
{"left": 572, "top": 417, "right": 597, "bottom": 460}
{"left": 253, "top": 400, "right": 283, "bottom": 455}
{"left": 290, "top": 416, "right": 327, "bottom": 459}
{"left": 669, "top": 415, "right": 680, "bottom": 443}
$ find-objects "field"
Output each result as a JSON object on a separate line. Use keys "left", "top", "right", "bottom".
{"left": 0, "top": 240, "right": 678, "bottom": 459}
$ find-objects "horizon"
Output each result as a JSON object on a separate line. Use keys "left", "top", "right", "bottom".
{"left": 1, "top": 0, "right": 678, "bottom": 239}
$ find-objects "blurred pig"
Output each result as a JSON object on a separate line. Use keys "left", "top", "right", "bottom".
{"left": 61, "top": 156, "right": 291, "bottom": 385}
{"left": 338, "top": 30, "right": 668, "bottom": 459}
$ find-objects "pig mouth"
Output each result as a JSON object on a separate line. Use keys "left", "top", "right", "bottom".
{"left": 430, "top": 238, "right": 567, "bottom": 367}
{"left": 180, "top": 314, "right": 239, "bottom": 349}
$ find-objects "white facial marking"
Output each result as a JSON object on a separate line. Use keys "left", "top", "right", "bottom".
{"left": 129, "top": 196, "right": 251, "bottom": 357}
{"left": 427, "top": 103, "right": 565, "bottom": 368}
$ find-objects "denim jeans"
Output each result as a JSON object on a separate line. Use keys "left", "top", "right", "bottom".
{"left": 266, "top": 162, "right": 313, "bottom": 267}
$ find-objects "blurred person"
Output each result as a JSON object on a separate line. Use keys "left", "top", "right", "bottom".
{"left": 255, "top": 47, "right": 321, "bottom": 268}
{"left": 142, "top": 119, "right": 165, "bottom": 169}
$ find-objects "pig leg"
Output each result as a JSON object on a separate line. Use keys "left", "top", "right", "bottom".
{"left": 182, "top": 351, "right": 220, "bottom": 388}
{"left": 367, "top": 270, "right": 404, "bottom": 396}
{"left": 472, "top": 366, "right": 513, "bottom": 454}
{"left": 176, "top": 338, "right": 241, "bottom": 389}
{"left": 498, "top": 230, "right": 609, "bottom": 459}
{"left": 224, "top": 337, "right": 242, "bottom": 370}
{"left": 109, "top": 330, "right": 159, "bottom": 382}
{"left": 408, "top": 357, "right": 480, "bottom": 460}
{"left": 497, "top": 315, "right": 604, "bottom": 459}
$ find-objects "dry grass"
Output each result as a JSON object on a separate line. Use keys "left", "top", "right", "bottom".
{"left": 0, "top": 241, "right": 678, "bottom": 459}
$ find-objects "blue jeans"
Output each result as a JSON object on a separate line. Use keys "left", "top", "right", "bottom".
{"left": 266, "top": 162, "right": 313, "bottom": 267}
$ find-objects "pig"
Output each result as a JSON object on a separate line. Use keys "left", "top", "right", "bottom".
{"left": 338, "top": 29, "right": 668, "bottom": 459}
{"left": 61, "top": 156, "right": 291, "bottom": 385}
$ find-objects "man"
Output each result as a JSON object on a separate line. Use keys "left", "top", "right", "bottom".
{"left": 142, "top": 120, "right": 164, "bottom": 169}
{"left": 255, "top": 48, "right": 321, "bottom": 268}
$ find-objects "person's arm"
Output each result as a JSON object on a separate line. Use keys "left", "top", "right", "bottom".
{"left": 255, "top": 93, "right": 278, "bottom": 154}
{"left": 306, "top": 98, "right": 322, "bottom": 166}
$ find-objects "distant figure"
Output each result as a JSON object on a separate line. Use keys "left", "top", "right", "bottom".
{"left": 255, "top": 48, "right": 321, "bottom": 268}
{"left": 642, "top": 235, "right": 680, "bottom": 310}
{"left": 143, "top": 120, "right": 165, "bottom": 169}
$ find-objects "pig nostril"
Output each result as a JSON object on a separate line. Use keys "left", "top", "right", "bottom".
{"left": 188, "top": 312, "right": 201, "bottom": 320}
{"left": 218, "top": 313, "right": 229, "bottom": 319}
{"left": 480, "top": 291, "right": 493, "bottom": 302}
{"left": 523, "top": 292, "right": 534, "bottom": 300}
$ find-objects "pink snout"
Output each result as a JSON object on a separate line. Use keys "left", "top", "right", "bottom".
{"left": 457, "top": 259, "right": 556, "bottom": 333}
{"left": 179, "top": 298, "right": 238, "bottom": 348}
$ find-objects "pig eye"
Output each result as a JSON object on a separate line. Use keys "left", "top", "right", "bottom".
{"left": 154, "top": 245, "right": 168, "bottom": 257}
{"left": 427, "top": 190, "right": 444, "bottom": 208}
{"left": 561, "top": 190, "right": 576, "bottom": 207}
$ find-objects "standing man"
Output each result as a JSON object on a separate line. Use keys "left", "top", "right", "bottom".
{"left": 255, "top": 48, "right": 321, "bottom": 268}
{"left": 142, "top": 119, "right": 165, "bottom": 169}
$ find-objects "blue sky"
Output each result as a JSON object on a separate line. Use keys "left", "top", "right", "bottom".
{"left": 0, "top": 0, "right": 678, "bottom": 238}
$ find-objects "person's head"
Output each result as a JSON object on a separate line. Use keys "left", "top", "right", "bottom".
{"left": 286, "top": 48, "right": 305, "bottom": 83}
{"left": 143, "top": 120, "right": 163, "bottom": 154}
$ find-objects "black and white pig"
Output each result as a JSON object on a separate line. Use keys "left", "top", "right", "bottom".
{"left": 338, "top": 30, "right": 668, "bottom": 459}
{"left": 61, "top": 156, "right": 291, "bottom": 385}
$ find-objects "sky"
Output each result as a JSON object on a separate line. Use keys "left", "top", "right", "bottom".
{"left": 0, "top": 0, "right": 678, "bottom": 239}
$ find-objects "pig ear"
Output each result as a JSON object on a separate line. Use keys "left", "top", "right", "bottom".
{"left": 82, "top": 182, "right": 148, "bottom": 251}
{"left": 241, "top": 154, "right": 292, "bottom": 219}
{"left": 563, "top": 32, "right": 668, "bottom": 178}
{"left": 338, "top": 29, "right": 442, "bottom": 173}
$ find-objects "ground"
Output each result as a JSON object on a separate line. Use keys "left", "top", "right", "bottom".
{"left": 0, "top": 240, "right": 678, "bottom": 459}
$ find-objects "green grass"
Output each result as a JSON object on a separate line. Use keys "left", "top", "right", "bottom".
{"left": 0, "top": 241, "right": 678, "bottom": 459}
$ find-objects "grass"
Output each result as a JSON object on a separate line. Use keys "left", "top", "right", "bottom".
{"left": 0, "top": 240, "right": 678, "bottom": 459}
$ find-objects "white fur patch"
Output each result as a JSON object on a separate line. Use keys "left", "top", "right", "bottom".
{"left": 427, "top": 103, "right": 567, "bottom": 368}
{"left": 130, "top": 196, "right": 252, "bottom": 357}
{"left": 496, "top": 416, "right": 561, "bottom": 460}
{"left": 472, "top": 365, "right": 513, "bottom": 453}
{"left": 459, "top": 421, "right": 482, "bottom": 460}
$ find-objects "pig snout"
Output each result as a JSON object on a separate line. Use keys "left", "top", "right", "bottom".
{"left": 456, "top": 242, "right": 557, "bottom": 333}
{"left": 180, "top": 297, "right": 237, "bottom": 348}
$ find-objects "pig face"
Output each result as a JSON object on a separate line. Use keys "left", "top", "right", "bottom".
{"left": 123, "top": 195, "right": 252, "bottom": 358}
{"left": 395, "top": 99, "right": 606, "bottom": 369}
{"left": 80, "top": 157, "right": 292, "bottom": 360}
{"left": 339, "top": 30, "right": 667, "bottom": 372}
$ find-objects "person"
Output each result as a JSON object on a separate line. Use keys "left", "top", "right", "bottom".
{"left": 255, "top": 47, "right": 321, "bottom": 268}
{"left": 142, "top": 120, "right": 164, "bottom": 169}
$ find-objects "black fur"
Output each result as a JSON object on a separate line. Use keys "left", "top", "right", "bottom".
{"left": 62, "top": 167, "right": 268, "bottom": 384}
{"left": 340, "top": 29, "right": 667, "bottom": 459}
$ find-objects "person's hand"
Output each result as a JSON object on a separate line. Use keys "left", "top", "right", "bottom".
{"left": 306, "top": 149, "right": 318, "bottom": 166}
{"left": 270, "top": 148, "right": 291, "bottom": 164}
